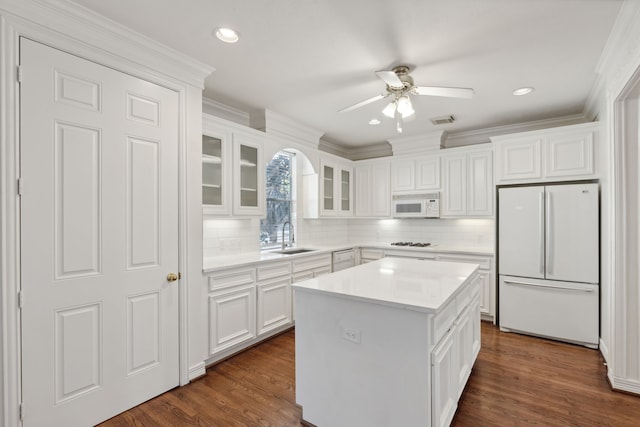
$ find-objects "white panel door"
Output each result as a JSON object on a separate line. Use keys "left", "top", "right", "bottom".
{"left": 498, "top": 186, "right": 545, "bottom": 279}
{"left": 545, "top": 183, "right": 599, "bottom": 283}
{"left": 371, "top": 163, "right": 391, "bottom": 217}
{"left": 442, "top": 154, "right": 467, "bottom": 216}
{"left": 20, "top": 38, "right": 179, "bottom": 426}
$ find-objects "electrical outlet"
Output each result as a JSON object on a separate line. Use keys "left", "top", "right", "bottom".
{"left": 341, "top": 327, "right": 361, "bottom": 344}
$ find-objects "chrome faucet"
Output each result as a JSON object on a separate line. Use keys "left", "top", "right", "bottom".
{"left": 281, "top": 221, "right": 295, "bottom": 250}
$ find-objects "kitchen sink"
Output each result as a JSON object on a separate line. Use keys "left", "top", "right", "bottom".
{"left": 270, "top": 248, "right": 316, "bottom": 255}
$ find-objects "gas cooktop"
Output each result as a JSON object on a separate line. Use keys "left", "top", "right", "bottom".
{"left": 390, "top": 242, "right": 431, "bottom": 247}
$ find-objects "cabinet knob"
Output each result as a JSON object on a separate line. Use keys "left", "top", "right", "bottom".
{"left": 167, "top": 273, "right": 178, "bottom": 282}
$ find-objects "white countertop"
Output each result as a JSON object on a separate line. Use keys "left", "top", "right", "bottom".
{"left": 292, "top": 258, "right": 478, "bottom": 313}
{"left": 203, "top": 242, "right": 493, "bottom": 273}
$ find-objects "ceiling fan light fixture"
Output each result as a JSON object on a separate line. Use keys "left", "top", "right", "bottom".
{"left": 215, "top": 27, "right": 240, "bottom": 43}
{"left": 396, "top": 96, "right": 414, "bottom": 117}
{"left": 382, "top": 101, "right": 397, "bottom": 118}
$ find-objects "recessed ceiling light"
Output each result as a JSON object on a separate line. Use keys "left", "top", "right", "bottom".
{"left": 215, "top": 27, "right": 239, "bottom": 43}
{"left": 369, "top": 118, "right": 381, "bottom": 125}
{"left": 513, "top": 87, "right": 534, "bottom": 96}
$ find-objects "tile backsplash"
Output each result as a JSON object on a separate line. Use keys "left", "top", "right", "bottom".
{"left": 203, "top": 215, "right": 494, "bottom": 258}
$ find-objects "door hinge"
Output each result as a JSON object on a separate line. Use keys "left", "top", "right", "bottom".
{"left": 17, "top": 178, "right": 22, "bottom": 196}
{"left": 18, "top": 290, "right": 23, "bottom": 309}
{"left": 178, "top": 272, "right": 182, "bottom": 280}
{"left": 19, "top": 402, "right": 24, "bottom": 420}
{"left": 17, "top": 65, "right": 23, "bottom": 84}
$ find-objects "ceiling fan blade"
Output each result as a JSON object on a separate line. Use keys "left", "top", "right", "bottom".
{"left": 413, "top": 86, "right": 475, "bottom": 99}
{"left": 338, "top": 93, "right": 388, "bottom": 113}
{"left": 376, "top": 70, "right": 404, "bottom": 89}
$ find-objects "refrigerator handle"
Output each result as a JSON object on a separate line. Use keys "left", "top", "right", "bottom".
{"left": 539, "top": 191, "right": 545, "bottom": 274}
{"left": 546, "top": 191, "right": 553, "bottom": 275}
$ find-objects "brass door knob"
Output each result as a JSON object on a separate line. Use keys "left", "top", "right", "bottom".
{"left": 167, "top": 273, "right": 178, "bottom": 282}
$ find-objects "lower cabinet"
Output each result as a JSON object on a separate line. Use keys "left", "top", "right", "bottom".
{"left": 436, "top": 253, "right": 494, "bottom": 321}
{"left": 257, "top": 276, "right": 292, "bottom": 335}
{"left": 431, "top": 276, "right": 481, "bottom": 427}
{"left": 208, "top": 283, "right": 257, "bottom": 356}
{"left": 206, "top": 254, "right": 331, "bottom": 363}
{"left": 432, "top": 326, "right": 457, "bottom": 427}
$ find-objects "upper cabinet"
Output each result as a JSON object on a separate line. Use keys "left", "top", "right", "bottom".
{"left": 233, "top": 133, "right": 265, "bottom": 216}
{"left": 304, "top": 155, "right": 353, "bottom": 218}
{"left": 355, "top": 160, "right": 391, "bottom": 217}
{"left": 202, "top": 114, "right": 265, "bottom": 217}
{"left": 441, "top": 147, "right": 493, "bottom": 218}
{"left": 492, "top": 122, "right": 598, "bottom": 185}
{"left": 202, "top": 126, "right": 232, "bottom": 215}
{"left": 391, "top": 154, "right": 441, "bottom": 193}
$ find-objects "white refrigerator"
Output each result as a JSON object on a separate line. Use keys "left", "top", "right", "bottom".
{"left": 498, "top": 183, "right": 599, "bottom": 348}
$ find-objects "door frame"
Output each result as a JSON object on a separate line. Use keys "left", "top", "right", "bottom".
{"left": 0, "top": 2, "right": 212, "bottom": 425}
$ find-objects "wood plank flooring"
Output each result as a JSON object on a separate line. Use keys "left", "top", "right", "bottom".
{"left": 100, "top": 323, "right": 640, "bottom": 426}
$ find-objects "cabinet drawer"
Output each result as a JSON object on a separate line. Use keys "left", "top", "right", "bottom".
{"left": 455, "top": 274, "right": 481, "bottom": 316}
{"left": 314, "top": 266, "right": 332, "bottom": 277}
{"left": 208, "top": 267, "right": 255, "bottom": 292}
{"left": 291, "top": 271, "right": 314, "bottom": 283}
{"left": 360, "top": 248, "right": 384, "bottom": 261}
{"left": 437, "top": 254, "right": 491, "bottom": 270}
{"left": 433, "top": 301, "right": 457, "bottom": 344}
{"left": 257, "top": 260, "right": 291, "bottom": 281}
{"left": 292, "top": 253, "right": 331, "bottom": 273}
{"left": 333, "top": 249, "right": 355, "bottom": 263}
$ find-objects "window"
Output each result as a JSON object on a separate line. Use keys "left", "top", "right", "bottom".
{"left": 260, "top": 151, "right": 295, "bottom": 249}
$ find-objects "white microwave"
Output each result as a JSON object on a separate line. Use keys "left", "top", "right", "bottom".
{"left": 392, "top": 193, "right": 440, "bottom": 218}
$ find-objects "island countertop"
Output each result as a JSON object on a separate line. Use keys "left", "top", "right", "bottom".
{"left": 292, "top": 257, "right": 479, "bottom": 313}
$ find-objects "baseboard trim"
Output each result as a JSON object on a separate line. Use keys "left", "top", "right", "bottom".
{"left": 188, "top": 362, "right": 206, "bottom": 382}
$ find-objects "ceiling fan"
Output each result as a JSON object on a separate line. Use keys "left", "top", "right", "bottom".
{"left": 339, "top": 65, "right": 474, "bottom": 133}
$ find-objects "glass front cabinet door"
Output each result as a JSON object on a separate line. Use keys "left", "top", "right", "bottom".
{"left": 340, "top": 168, "right": 353, "bottom": 215}
{"left": 202, "top": 128, "right": 232, "bottom": 215}
{"left": 233, "top": 133, "right": 265, "bottom": 216}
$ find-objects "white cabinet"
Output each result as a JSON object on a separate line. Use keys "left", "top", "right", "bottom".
{"left": 291, "top": 253, "right": 332, "bottom": 320}
{"left": 493, "top": 122, "right": 598, "bottom": 184}
{"left": 256, "top": 261, "right": 291, "bottom": 336}
{"left": 257, "top": 275, "right": 292, "bottom": 335}
{"left": 355, "top": 160, "right": 391, "bottom": 217}
{"left": 441, "top": 147, "right": 493, "bottom": 217}
{"left": 203, "top": 114, "right": 265, "bottom": 216}
{"left": 437, "top": 252, "right": 494, "bottom": 320}
{"left": 202, "top": 117, "right": 232, "bottom": 214}
{"left": 391, "top": 155, "right": 440, "bottom": 193}
{"left": 206, "top": 267, "right": 257, "bottom": 357}
{"left": 359, "top": 248, "right": 385, "bottom": 264}
{"left": 233, "top": 133, "right": 265, "bottom": 216}
{"left": 305, "top": 156, "right": 354, "bottom": 218}
{"left": 431, "top": 327, "right": 457, "bottom": 427}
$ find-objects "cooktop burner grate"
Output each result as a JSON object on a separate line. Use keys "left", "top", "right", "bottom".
{"left": 390, "top": 242, "right": 431, "bottom": 247}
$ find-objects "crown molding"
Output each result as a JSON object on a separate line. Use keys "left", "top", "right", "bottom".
{"left": 251, "top": 109, "right": 324, "bottom": 150}
{"left": 202, "top": 97, "right": 250, "bottom": 126}
{"left": 347, "top": 143, "right": 392, "bottom": 160}
{"left": 0, "top": 0, "right": 214, "bottom": 88}
{"left": 388, "top": 131, "right": 445, "bottom": 156}
{"left": 445, "top": 114, "right": 588, "bottom": 148}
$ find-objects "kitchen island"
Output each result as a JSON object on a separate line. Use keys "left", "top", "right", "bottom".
{"left": 293, "top": 258, "right": 481, "bottom": 427}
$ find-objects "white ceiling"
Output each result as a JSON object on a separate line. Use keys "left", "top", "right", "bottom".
{"left": 71, "top": 0, "right": 622, "bottom": 148}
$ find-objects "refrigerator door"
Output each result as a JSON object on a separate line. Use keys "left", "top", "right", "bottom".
{"left": 545, "top": 183, "right": 599, "bottom": 283}
{"left": 499, "top": 275, "right": 599, "bottom": 347}
{"left": 498, "top": 186, "right": 545, "bottom": 279}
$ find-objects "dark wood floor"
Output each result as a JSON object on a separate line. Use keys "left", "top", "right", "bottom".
{"left": 100, "top": 323, "right": 640, "bottom": 426}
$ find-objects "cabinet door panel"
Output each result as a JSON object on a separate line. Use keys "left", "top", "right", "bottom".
{"left": 355, "top": 165, "right": 371, "bottom": 216}
{"left": 546, "top": 131, "right": 594, "bottom": 177}
{"left": 496, "top": 138, "right": 542, "bottom": 182}
{"left": 257, "top": 277, "right": 292, "bottom": 335}
{"left": 391, "top": 159, "right": 415, "bottom": 192}
{"left": 372, "top": 163, "right": 391, "bottom": 216}
{"left": 208, "top": 285, "right": 256, "bottom": 356}
{"left": 233, "top": 133, "right": 265, "bottom": 215}
{"left": 415, "top": 157, "right": 441, "bottom": 190}
{"left": 442, "top": 154, "right": 467, "bottom": 216}
{"left": 432, "top": 328, "right": 457, "bottom": 427}
{"left": 467, "top": 151, "right": 493, "bottom": 216}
